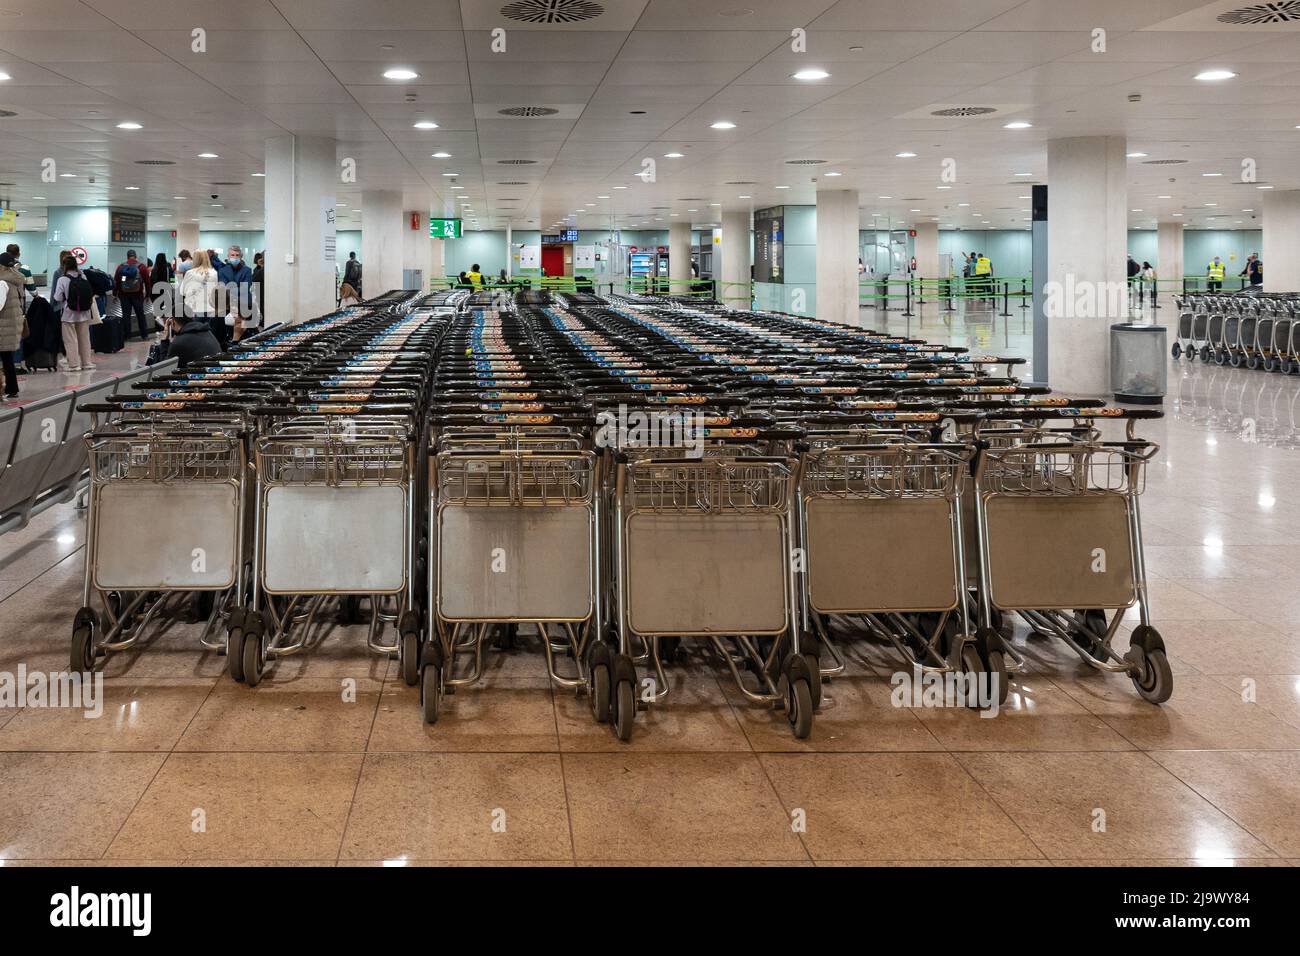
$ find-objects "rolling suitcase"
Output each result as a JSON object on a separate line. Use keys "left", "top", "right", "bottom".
{"left": 90, "top": 314, "right": 126, "bottom": 354}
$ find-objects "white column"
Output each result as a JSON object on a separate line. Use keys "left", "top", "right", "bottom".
{"left": 913, "top": 221, "right": 939, "bottom": 279}
{"left": 176, "top": 223, "right": 200, "bottom": 255}
{"left": 1156, "top": 220, "right": 1184, "bottom": 314}
{"left": 1046, "top": 136, "right": 1127, "bottom": 395}
{"left": 1263, "top": 189, "right": 1300, "bottom": 293}
{"left": 719, "top": 209, "right": 751, "bottom": 309}
{"left": 402, "top": 210, "right": 435, "bottom": 291}
{"left": 505, "top": 224, "right": 513, "bottom": 278}
{"left": 361, "top": 189, "right": 404, "bottom": 296}
{"left": 668, "top": 220, "right": 691, "bottom": 290}
{"left": 264, "top": 134, "right": 337, "bottom": 325}
{"left": 815, "top": 188, "right": 860, "bottom": 327}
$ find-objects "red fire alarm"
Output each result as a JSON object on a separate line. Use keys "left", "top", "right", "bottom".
{"left": 908, "top": 229, "right": 917, "bottom": 237}
{"left": 171, "top": 230, "right": 177, "bottom": 238}
{"left": 410, "top": 212, "right": 421, "bottom": 231}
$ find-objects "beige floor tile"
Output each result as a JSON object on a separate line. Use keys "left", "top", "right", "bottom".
{"left": 759, "top": 752, "right": 1042, "bottom": 862}
{"left": 340, "top": 753, "right": 571, "bottom": 861}
{"left": 725, "top": 676, "right": 945, "bottom": 753}
{"left": 0, "top": 678, "right": 213, "bottom": 752}
{"left": 339, "top": 859, "right": 573, "bottom": 867}
{"left": 1130, "top": 620, "right": 1300, "bottom": 676}
{"left": 816, "top": 859, "right": 1052, "bottom": 867}
{"left": 911, "top": 677, "right": 1135, "bottom": 752}
{"left": 250, "top": 626, "right": 397, "bottom": 682}
{"left": 957, "top": 752, "right": 1275, "bottom": 860}
{"left": 175, "top": 677, "right": 381, "bottom": 753}
{"left": 557, "top": 667, "right": 751, "bottom": 753}
{"left": 564, "top": 752, "right": 807, "bottom": 863}
{"left": 0, "top": 752, "right": 166, "bottom": 860}
{"left": 1203, "top": 674, "right": 1300, "bottom": 731}
{"left": 369, "top": 679, "right": 559, "bottom": 753}
{"left": 1151, "top": 750, "right": 1300, "bottom": 857}
{"left": 104, "top": 753, "right": 362, "bottom": 861}
{"left": 1057, "top": 674, "right": 1300, "bottom": 751}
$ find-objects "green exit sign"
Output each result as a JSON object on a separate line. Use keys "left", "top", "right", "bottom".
{"left": 430, "top": 217, "right": 462, "bottom": 238}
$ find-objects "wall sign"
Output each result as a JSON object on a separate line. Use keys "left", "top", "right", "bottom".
{"left": 110, "top": 209, "right": 146, "bottom": 245}
{"left": 754, "top": 206, "right": 784, "bottom": 283}
{"left": 429, "top": 217, "right": 462, "bottom": 238}
{"left": 321, "top": 198, "right": 336, "bottom": 263}
{"left": 70, "top": 246, "right": 88, "bottom": 265}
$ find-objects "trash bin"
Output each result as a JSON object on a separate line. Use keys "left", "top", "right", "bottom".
{"left": 1110, "top": 323, "right": 1166, "bottom": 404}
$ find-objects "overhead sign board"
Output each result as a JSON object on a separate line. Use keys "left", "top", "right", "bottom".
{"left": 430, "top": 217, "right": 463, "bottom": 239}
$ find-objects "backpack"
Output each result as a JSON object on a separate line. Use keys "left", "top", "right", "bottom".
{"left": 85, "top": 267, "right": 113, "bottom": 295}
{"left": 65, "top": 274, "right": 95, "bottom": 312}
{"left": 120, "top": 263, "right": 142, "bottom": 293}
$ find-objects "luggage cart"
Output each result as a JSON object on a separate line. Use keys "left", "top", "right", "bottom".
{"left": 235, "top": 404, "right": 424, "bottom": 685}
{"left": 424, "top": 444, "right": 601, "bottom": 724}
{"left": 72, "top": 407, "right": 251, "bottom": 670}
{"left": 610, "top": 448, "right": 815, "bottom": 740}
{"left": 971, "top": 408, "right": 1171, "bottom": 702}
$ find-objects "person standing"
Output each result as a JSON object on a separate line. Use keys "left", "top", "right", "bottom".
{"left": 0, "top": 252, "right": 26, "bottom": 398}
{"left": 1207, "top": 255, "right": 1225, "bottom": 293}
{"left": 4, "top": 243, "right": 36, "bottom": 310}
{"left": 214, "top": 245, "right": 254, "bottom": 345}
{"left": 179, "top": 249, "right": 219, "bottom": 331}
{"left": 176, "top": 249, "right": 194, "bottom": 276}
{"left": 466, "top": 263, "right": 484, "bottom": 287}
{"left": 252, "top": 251, "right": 265, "bottom": 322}
{"left": 1240, "top": 253, "right": 1262, "bottom": 287}
{"left": 114, "top": 249, "right": 152, "bottom": 341}
{"left": 52, "top": 254, "right": 96, "bottom": 371}
{"left": 342, "top": 251, "right": 362, "bottom": 299}
{"left": 1140, "top": 261, "right": 1156, "bottom": 307}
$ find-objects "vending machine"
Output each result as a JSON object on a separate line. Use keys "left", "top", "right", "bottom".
{"left": 629, "top": 250, "right": 655, "bottom": 288}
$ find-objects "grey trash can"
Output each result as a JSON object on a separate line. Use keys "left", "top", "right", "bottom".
{"left": 1110, "top": 323, "right": 1166, "bottom": 404}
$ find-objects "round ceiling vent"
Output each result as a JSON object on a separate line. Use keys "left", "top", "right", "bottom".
{"left": 1218, "top": 1, "right": 1300, "bottom": 23}
{"left": 785, "top": 159, "right": 827, "bottom": 165}
{"left": 498, "top": 106, "right": 560, "bottom": 117}
{"left": 500, "top": 0, "right": 604, "bottom": 24}
{"left": 930, "top": 106, "right": 997, "bottom": 117}
{"left": 497, "top": 159, "right": 537, "bottom": 164}
{"left": 1141, "top": 158, "right": 1189, "bottom": 165}
{"left": 135, "top": 159, "right": 175, "bottom": 166}
{"left": 497, "top": 181, "right": 530, "bottom": 185}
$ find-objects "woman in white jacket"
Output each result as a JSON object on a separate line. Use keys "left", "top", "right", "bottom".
{"left": 179, "top": 249, "right": 219, "bottom": 329}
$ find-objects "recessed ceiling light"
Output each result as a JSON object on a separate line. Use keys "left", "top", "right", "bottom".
{"left": 251, "top": 172, "right": 265, "bottom": 177}
{"left": 958, "top": 202, "right": 970, "bottom": 207}
{"left": 1202, "top": 172, "right": 1222, "bottom": 177}
{"left": 1131, "top": 208, "right": 1142, "bottom": 212}
{"left": 198, "top": 152, "right": 218, "bottom": 158}
{"left": 116, "top": 121, "right": 142, "bottom": 130}
{"left": 384, "top": 68, "right": 419, "bottom": 80}
{"left": 450, "top": 185, "right": 464, "bottom": 190}
{"left": 774, "top": 185, "right": 790, "bottom": 189}
{"left": 1158, "top": 194, "right": 1172, "bottom": 199}
{"left": 431, "top": 152, "right": 451, "bottom": 158}
{"left": 1258, "top": 185, "right": 1274, "bottom": 189}
{"left": 31, "top": 196, "right": 45, "bottom": 200}
{"left": 58, "top": 173, "right": 75, "bottom": 178}
{"left": 1172, "top": 212, "right": 1182, "bottom": 216}
{"left": 792, "top": 69, "right": 830, "bottom": 81}
{"left": 413, "top": 121, "right": 439, "bottom": 129}
{"left": 937, "top": 185, "right": 951, "bottom": 189}
{"left": 1126, "top": 151, "right": 1147, "bottom": 158}
{"left": 910, "top": 208, "right": 920, "bottom": 212}
{"left": 1003, "top": 121, "right": 1032, "bottom": 129}
{"left": 824, "top": 171, "right": 842, "bottom": 177}
{"left": 597, "top": 195, "right": 609, "bottom": 199}
{"left": 442, "top": 172, "right": 459, "bottom": 177}
{"left": 895, "top": 151, "right": 917, "bottom": 158}
{"left": 877, "top": 195, "right": 892, "bottom": 199}
{"left": 0, "top": 72, "right": 10, "bottom": 81}
{"left": 173, "top": 195, "right": 185, "bottom": 199}
{"left": 1194, "top": 69, "right": 1236, "bottom": 81}
{"left": 710, "top": 121, "right": 736, "bottom": 129}
{"left": 1014, "top": 171, "right": 1032, "bottom": 176}
{"left": 124, "top": 185, "right": 139, "bottom": 190}
{"left": 738, "top": 194, "right": 751, "bottom": 199}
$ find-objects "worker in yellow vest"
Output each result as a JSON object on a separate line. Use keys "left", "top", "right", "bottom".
{"left": 973, "top": 253, "right": 993, "bottom": 301}
{"left": 1206, "top": 256, "right": 1225, "bottom": 292}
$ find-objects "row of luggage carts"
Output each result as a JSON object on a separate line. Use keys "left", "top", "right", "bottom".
{"left": 68, "top": 289, "right": 1172, "bottom": 741}
{"left": 1173, "top": 291, "right": 1300, "bottom": 371}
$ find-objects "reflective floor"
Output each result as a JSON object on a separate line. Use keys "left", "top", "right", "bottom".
{"left": 2, "top": 307, "right": 1299, "bottom": 866}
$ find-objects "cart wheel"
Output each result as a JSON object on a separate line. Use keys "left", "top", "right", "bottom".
{"left": 1247, "top": 353, "right": 1260, "bottom": 370}
{"left": 613, "top": 679, "right": 635, "bottom": 742}
{"left": 1230, "top": 350, "right": 1243, "bottom": 368}
{"left": 1201, "top": 348, "right": 1212, "bottom": 364}
{"left": 1264, "top": 356, "right": 1277, "bottom": 372}
{"left": 340, "top": 595, "right": 363, "bottom": 625}
{"left": 958, "top": 642, "right": 985, "bottom": 709}
{"left": 1126, "top": 646, "right": 1173, "bottom": 704}
{"left": 1074, "top": 609, "right": 1110, "bottom": 659}
{"left": 803, "top": 653, "right": 823, "bottom": 710}
{"left": 192, "top": 590, "right": 214, "bottom": 624}
{"left": 1171, "top": 343, "right": 1181, "bottom": 358}
{"left": 589, "top": 663, "right": 610, "bottom": 724}
{"left": 400, "top": 629, "right": 419, "bottom": 687}
{"left": 492, "top": 623, "right": 518, "bottom": 650}
{"left": 786, "top": 678, "right": 813, "bottom": 739}
{"left": 420, "top": 664, "right": 441, "bottom": 724}
{"left": 1215, "top": 349, "right": 1227, "bottom": 365}
{"left": 242, "top": 627, "right": 265, "bottom": 687}
{"left": 70, "top": 624, "right": 95, "bottom": 672}
{"left": 986, "top": 649, "right": 1009, "bottom": 705}
{"left": 226, "top": 626, "right": 245, "bottom": 682}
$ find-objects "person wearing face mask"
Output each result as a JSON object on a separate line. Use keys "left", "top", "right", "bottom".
{"left": 214, "top": 245, "right": 255, "bottom": 346}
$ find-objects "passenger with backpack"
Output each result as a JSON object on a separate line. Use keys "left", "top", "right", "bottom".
{"left": 53, "top": 254, "right": 96, "bottom": 371}
{"left": 114, "top": 249, "right": 153, "bottom": 341}
{"left": 0, "top": 252, "right": 25, "bottom": 398}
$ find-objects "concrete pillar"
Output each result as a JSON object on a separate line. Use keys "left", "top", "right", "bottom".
{"left": 176, "top": 223, "right": 200, "bottom": 256}
{"left": 1156, "top": 220, "right": 1184, "bottom": 313}
{"left": 913, "top": 221, "right": 939, "bottom": 279}
{"left": 815, "top": 188, "right": 859, "bottom": 327}
{"left": 1046, "top": 135, "right": 1127, "bottom": 395}
{"left": 668, "top": 220, "right": 691, "bottom": 290}
{"left": 504, "top": 224, "right": 513, "bottom": 278}
{"left": 361, "top": 189, "right": 403, "bottom": 296}
{"left": 402, "top": 210, "right": 435, "bottom": 291}
{"left": 719, "top": 208, "right": 751, "bottom": 308}
{"left": 264, "top": 134, "right": 337, "bottom": 325}
{"left": 1263, "top": 189, "right": 1300, "bottom": 293}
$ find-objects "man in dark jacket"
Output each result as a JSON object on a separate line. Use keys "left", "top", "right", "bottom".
{"left": 113, "top": 249, "right": 152, "bottom": 341}
{"left": 213, "top": 245, "right": 254, "bottom": 347}
{"left": 164, "top": 315, "right": 222, "bottom": 367}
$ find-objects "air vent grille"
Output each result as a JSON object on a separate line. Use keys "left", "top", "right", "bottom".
{"left": 135, "top": 159, "right": 175, "bottom": 166}
{"left": 930, "top": 106, "right": 997, "bottom": 117}
{"left": 498, "top": 106, "right": 560, "bottom": 117}
{"left": 497, "top": 159, "right": 537, "bottom": 165}
{"left": 500, "top": 0, "right": 604, "bottom": 24}
{"left": 497, "top": 181, "right": 529, "bottom": 185}
{"left": 1218, "top": 2, "right": 1300, "bottom": 24}
{"left": 785, "top": 159, "right": 827, "bottom": 165}
{"left": 1142, "top": 159, "right": 1189, "bottom": 165}
{"left": 724, "top": 181, "right": 756, "bottom": 185}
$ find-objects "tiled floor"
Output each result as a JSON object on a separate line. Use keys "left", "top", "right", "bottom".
{"left": 2, "top": 307, "right": 1300, "bottom": 866}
